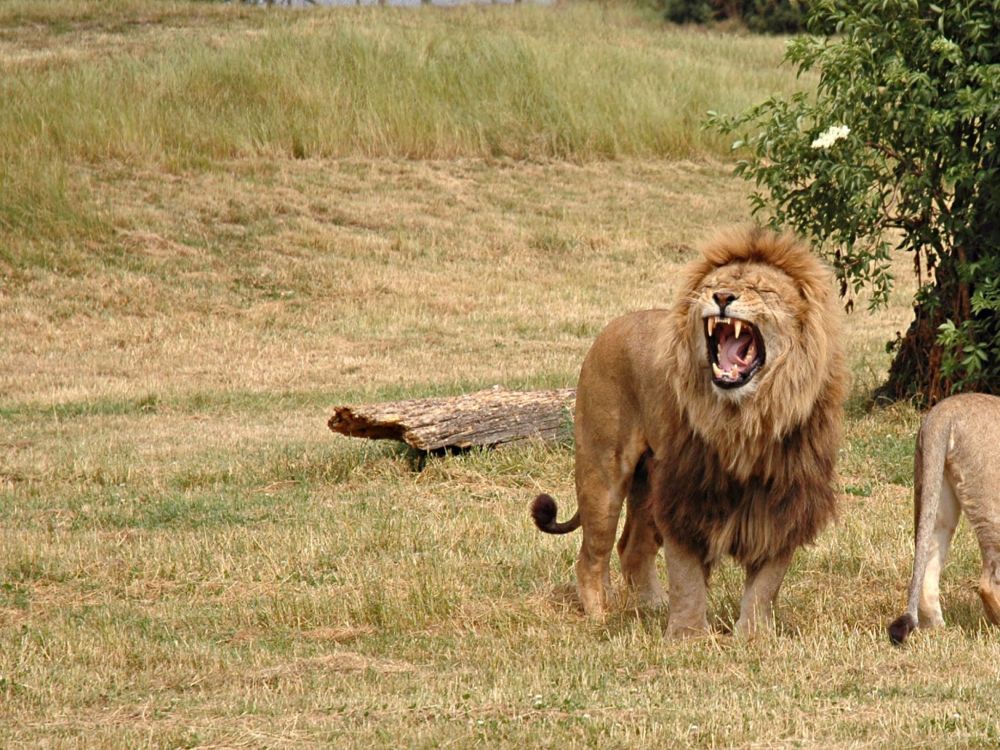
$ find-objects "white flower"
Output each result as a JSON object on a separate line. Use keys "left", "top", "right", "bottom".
{"left": 931, "top": 36, "right": 961, "bottom": 60}
{"left": 811, "top": 124, "right": 851, "bottom": 149}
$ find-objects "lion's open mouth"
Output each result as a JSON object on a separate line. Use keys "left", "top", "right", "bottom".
{"left": 704, "top": 316, "right": 766, "bottom": 389}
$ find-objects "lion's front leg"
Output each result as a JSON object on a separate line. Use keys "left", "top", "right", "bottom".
{"left": 663, "top": 536, "right": 710, "bottom": 637}
{"left": 735, "top": 554, "right": 792, "bottom": 637}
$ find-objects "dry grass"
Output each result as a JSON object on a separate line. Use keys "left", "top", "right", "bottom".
{"left": 2, "top": 2, "right": 998, "bottom": 749}
{"left": 4, "top": 157, "right": 742, "bottom": 407}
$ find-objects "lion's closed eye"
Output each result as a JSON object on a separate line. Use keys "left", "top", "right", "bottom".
{"left": 758, "top": 290, "right": 786, "bottom": 307}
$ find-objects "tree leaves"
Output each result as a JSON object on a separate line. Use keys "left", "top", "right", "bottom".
{"left": 708, "top": 0, "right": 1000, "bottom": 395}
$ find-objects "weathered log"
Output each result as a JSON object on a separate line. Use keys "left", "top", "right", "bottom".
{"left": 328, "top": 386, "right": 576, "bottom": 452}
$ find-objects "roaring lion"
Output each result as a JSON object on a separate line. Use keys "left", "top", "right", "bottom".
{"left": 888, "top": 393, "right": 1000, "bottom": 645}
{"left": 531, "top": 227, "right": 847, "bottom": 637}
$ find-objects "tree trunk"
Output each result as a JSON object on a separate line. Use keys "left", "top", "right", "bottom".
{"left": 328, "top": 386, "right": 575, "bottom": 452}
{"left": 879, "top": 304, "right": 948, "bottom": 405}
{"left": 879, "top": 249, "right": 970, "bottom": 406}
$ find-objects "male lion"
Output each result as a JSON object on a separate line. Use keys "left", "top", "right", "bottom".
{"left": 531, "top": 227, "right": 847, "bottom": 637}
{"left": 888, "top": 393, "right": 1000, "bottom": 645}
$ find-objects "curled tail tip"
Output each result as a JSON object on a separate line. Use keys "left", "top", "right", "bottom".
{"left": 530, "top": 493, "right": 580, "bottom": 534}
{"left": 888, "top": 613, "right": 917, "bottom": 646}
{"left": 530, "top": 493, "right": 558, "bottom": 530}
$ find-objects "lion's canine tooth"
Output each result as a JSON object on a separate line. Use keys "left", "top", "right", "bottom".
{"left": 734, "top": 320, "right": 742, "bottom": 339}
{"left": 712, "top": 363, "right": 724, "bottom": 379}
{"left": 707, "top": 316, "right": 717, "bottom": 336}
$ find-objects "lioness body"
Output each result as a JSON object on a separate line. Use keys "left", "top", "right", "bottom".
{"left": 532, "top": 228, "right": 847, "bottom": 637}
{"left": 888, "top": 393, "right": 1000, "bottom": 644}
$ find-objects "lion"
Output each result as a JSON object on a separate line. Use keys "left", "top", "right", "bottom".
{"left": 531, "top": 227, "right": 847, "bottom": 637}
{"left": 888, "top": 393, "right": 1000, "bottom": 645}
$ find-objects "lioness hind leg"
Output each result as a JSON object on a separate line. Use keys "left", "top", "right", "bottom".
{"left": 977, "top": 567, "right": 1000, "bottom": 626}
{"left": 617, "top": 455, "right": 667, "bottom": 610}
{"left": 975, "top": 545, "right": 1000, "bottom": 626}
{"left": 735, "top": 554, "right": 792, "bottom": 638}
{"left": 662, "top": 536, "right": 710, "bottom": 638}
{"left": 918, "top": 478, "right": 960, "bottom": 629}
{"left": 960, "top": 485, "right": 1000, "bottom": 627}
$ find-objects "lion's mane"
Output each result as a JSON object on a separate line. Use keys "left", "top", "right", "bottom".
{"left": 655, "top": 228, "right": 848, "bottom": 569}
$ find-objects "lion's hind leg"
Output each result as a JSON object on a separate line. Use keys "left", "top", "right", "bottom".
{"left": 573, "top": 446, "right": 641, "bottom": 619}
{"left": 573, "top": 491, "right": 619, "bottom": 619}
{"left": 617, "top": 452, "right": 667, "bottom": 610}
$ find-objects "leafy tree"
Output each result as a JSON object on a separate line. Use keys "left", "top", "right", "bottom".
{"left": 660, "top": 0, "right": 810, "bottom": 34}
{"left": 710, "top": 0, "right": 1000, "bottom": 404}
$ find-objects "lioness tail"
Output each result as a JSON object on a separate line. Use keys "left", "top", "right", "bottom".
{"left": 530, "top": 493, "right": 581, "bottom": 534}
{"left": 887, "top": 613, "right": 917, "bottom": 645}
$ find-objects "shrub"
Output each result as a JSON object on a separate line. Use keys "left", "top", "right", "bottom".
{"left": 659, "top": 0, "right": 810, "bottom": 34}
{"left": 710, "top": 0, "right": 1000, "bottom": 403}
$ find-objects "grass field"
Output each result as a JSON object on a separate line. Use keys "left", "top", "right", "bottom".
{"left": 2, "top": 2, "right": 999, "bottom": 748}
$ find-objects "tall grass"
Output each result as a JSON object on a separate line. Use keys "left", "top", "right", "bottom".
{"left": 0, "top": 3, "right": 806, "bottom": 220}
{"left": 2, "top": 2, "right": 807, "bottom": 259}
{"left": 3, "top": 4, "right": 802, "bottom": 165}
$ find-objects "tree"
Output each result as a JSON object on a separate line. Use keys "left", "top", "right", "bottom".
{"left": 660, "top": 0, "right": 810, "bottom": 34}
{"left": 709, "top": 0, "right": 1000, "bottom": 404}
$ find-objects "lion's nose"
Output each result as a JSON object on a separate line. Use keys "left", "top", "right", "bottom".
{"left": 712, "top": 290, "right": 739, "bottom": 312}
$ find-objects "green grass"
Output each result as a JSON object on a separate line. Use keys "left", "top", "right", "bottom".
{"left": 0, "top": 0, "right": 807, "bottom": 256}
{"left": 2, "top": 2, "right": 995, "bottom": 748}
{"left": 1, "top": 2, "right": 801, "bottom": 163}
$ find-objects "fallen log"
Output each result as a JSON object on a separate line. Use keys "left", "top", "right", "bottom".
{"left": 328, "top": 386, "right": 576, "bottom": 452}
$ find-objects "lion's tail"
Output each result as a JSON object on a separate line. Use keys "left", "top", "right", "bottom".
{"left": 530, "top": 493, "right": 581, "bottom": 535}
{"left": 888, "top": 414, "right": 951, "bottom": 646}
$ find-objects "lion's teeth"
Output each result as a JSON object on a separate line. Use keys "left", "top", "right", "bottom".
{"left": 734, "top": 320, "right": 742, "bottom": 339}
{"left": 707, "top": 316, "right": 716, "bottom": 336}
{"left": 729, "top": 366, "right": 739, "bottom": 379}
{"left": 712, "top": 363, "right": 724, "bottom": 379}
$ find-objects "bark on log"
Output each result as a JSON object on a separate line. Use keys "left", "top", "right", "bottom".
{"left": 328, "top": 386, "right": 576, "bottom": 452}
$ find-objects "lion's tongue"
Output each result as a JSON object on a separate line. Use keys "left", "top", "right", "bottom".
{"left": 718, "top": 329, "right": 752, "bottom": 372}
